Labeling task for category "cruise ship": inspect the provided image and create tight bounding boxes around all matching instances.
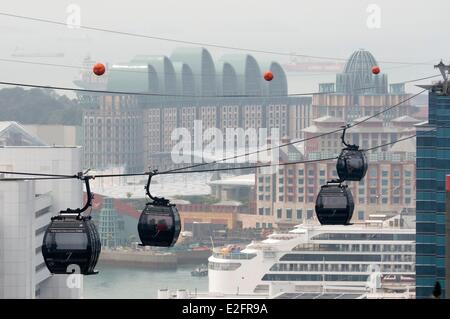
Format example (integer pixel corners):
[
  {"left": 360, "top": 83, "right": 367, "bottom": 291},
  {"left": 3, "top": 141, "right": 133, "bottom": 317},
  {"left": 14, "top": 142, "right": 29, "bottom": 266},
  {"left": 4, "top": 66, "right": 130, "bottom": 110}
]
[{"left": 208, "top": 215, "right": 415, "bottom": 296}]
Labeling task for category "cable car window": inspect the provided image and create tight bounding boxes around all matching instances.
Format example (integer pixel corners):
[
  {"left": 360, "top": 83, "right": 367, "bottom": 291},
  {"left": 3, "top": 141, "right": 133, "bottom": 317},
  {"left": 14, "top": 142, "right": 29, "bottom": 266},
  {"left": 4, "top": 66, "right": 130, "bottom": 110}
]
[
  {"left": 322, "top": 196, "right": 348, "bottom": 208},
  {"left": 45, "top": 232, "right": 88, "bottom": 251}
]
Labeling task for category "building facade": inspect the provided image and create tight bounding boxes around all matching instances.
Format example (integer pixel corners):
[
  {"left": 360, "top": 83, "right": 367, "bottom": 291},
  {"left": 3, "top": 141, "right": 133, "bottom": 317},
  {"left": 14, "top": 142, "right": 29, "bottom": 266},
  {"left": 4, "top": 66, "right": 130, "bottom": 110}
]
[
  {"left": 255, "top": 139, "right": 416, "bottom": 230},
  {"left": 416, "top": 80, "right": 450, "bottom": 298},
  {"left": 312, "top": 50, "right": 415, "bottom": 124},
  {"left": 83, "top": 96, "right": 143, "bottom": 173},
  {"left": 79, "top": 47, "right": 312, "bottom": 172},
  {"left": 0, "top": 122, "right": 83, "bottom": 298}
]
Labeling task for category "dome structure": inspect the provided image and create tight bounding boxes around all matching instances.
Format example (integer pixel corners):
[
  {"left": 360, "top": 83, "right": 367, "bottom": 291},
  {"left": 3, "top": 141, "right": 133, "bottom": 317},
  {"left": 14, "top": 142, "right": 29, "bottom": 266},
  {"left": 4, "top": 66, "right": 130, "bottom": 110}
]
[
  {"left": 336, "top": 49, "right": 388, "bottom": 95},
  {"left": 343, "top": 49, "right": 378, "bottom": 74}
]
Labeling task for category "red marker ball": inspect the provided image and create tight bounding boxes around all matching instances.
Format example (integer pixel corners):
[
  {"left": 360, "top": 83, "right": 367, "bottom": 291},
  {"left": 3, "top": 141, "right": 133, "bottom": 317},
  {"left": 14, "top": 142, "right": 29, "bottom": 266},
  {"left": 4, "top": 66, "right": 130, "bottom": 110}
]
[
  {"left": 264, "top": 71, "right": 274, "bottom": 81},
  {"left": 372, "top": 66, "right": 380, "bottom": 75},
  {"left": 93, "top": 63, "right": 106, "bottom": 76}
]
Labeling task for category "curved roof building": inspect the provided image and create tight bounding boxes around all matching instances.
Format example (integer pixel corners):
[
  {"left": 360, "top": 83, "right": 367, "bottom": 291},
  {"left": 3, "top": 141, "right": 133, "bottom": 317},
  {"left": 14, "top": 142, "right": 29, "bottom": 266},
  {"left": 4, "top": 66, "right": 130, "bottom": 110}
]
[
  {"left": 105, "top": 47, "right": 288, "bottom": 99},
  {"left": 260, "top": 61, "right": 288, "bottom": 96},
  {"left": 131, "top": 55, "right": 177, "bottom": 95},
  {"left": 219, "top": 54, "right": 263, "bottom": 96},
  {"left": 336, "top": 49, "right": 388, "bottom": 95},
  {"left": 172, "top": 62, "right": 195, "bottom": 96},
  {"left": 170, "top": 47, "right": 217, "bottom": 97}
]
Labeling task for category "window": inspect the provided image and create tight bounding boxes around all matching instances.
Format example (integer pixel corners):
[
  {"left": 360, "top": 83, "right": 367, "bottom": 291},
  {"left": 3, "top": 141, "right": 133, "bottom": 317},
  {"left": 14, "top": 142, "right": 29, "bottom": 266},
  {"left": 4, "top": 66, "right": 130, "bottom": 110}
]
[
  {"left": 296, "top": 209, "right": 302, "bottom": 220},
  {"left": 286, "top": 209, "right": 292, "bottom": 219},
  {"left": 259, "top": 208, "right": 264, "bottom": 215},
  {"left": 307, "top": 210, "right": 313, "bottom": 219},
  {"left": 277, "top": 209, "right": 282, "bottom": 219},
  {"left": 358, "top": 211, "right": 364, "bottom": 220},
  {"left": 256, "top": 223, "right": 261, "bottom": 229}
]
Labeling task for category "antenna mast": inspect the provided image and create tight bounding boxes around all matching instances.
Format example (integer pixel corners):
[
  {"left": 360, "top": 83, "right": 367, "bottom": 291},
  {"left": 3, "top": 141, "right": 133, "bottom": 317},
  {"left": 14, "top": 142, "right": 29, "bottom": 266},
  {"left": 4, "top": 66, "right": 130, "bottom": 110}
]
[{"left": 434, "top": 61, "right": 450, "bottom": 95}]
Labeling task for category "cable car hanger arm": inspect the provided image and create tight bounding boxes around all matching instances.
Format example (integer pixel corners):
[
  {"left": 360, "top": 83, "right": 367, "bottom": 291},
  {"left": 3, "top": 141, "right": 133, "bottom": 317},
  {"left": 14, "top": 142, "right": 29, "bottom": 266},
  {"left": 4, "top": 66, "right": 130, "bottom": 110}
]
[
  {"left": 57, "top": 172, "right": 94, "bottom": 218},
  {"left": 145, "top": 169, "right": 170, "bottom": 206},
  {"left": 340, "top": 125, "right": 359, "bottom": 150}
]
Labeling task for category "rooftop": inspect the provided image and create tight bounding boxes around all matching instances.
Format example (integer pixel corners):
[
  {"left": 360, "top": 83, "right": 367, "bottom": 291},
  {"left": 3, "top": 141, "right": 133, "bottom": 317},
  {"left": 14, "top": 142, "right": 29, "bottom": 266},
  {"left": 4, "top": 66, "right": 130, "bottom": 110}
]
[{"left": 0, "top": 121, "right": 47, "bottom": 147}]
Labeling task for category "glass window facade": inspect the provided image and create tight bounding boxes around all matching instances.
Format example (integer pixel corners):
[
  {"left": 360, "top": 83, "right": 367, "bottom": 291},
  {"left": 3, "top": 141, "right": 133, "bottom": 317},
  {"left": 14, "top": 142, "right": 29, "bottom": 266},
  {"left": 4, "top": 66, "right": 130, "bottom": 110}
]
[{"left": 416, "top": 91, "right": 450, "bottom": 298}]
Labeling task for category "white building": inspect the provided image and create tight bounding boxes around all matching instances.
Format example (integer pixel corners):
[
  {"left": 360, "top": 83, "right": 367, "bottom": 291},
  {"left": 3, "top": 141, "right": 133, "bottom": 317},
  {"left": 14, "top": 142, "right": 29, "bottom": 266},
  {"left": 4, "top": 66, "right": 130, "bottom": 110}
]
[{"left": 0, "top": 122, "right": 83, "bottom": 298}]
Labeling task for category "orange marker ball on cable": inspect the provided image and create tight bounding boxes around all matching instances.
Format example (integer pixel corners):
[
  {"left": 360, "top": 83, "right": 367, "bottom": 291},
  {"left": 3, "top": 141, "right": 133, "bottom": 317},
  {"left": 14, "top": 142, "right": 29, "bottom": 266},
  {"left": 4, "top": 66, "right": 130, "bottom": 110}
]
[
  {"left": 93, "top": 63, "right": 106, "bottom": 76},
  {"left": 264, "top": 71, "right": 274, "bottom": 81},
  {"left": 371, "top": 66, "right": 380, "bottom": 75}
]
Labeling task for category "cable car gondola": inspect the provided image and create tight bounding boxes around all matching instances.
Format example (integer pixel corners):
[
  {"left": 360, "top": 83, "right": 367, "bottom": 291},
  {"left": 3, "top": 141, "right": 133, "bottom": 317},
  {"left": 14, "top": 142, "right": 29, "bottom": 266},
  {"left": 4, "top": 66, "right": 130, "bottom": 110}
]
[
  {"left": 336, "top": 126, "right": 368, "bottom": 182},
  {"left": 315, "top": 181, "right": 354, "bottom": 225},
  {"left": 138, "top": 170, "right": 181, "bottom": 247},
  {"left": 42, "top": 174, "right": 101, "bottom": 275}
]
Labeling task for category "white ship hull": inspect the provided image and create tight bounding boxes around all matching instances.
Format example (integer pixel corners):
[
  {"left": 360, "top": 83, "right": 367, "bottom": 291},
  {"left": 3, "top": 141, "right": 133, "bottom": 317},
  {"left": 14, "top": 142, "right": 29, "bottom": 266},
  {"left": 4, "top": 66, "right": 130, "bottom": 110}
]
[{"left": 208, "top": 222, "right": 415, "bottom": 296}]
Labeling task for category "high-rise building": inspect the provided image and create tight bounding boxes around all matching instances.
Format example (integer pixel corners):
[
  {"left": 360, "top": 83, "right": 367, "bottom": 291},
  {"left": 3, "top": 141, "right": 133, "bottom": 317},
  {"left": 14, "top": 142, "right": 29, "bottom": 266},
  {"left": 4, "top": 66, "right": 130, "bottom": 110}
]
[
  {"left": 0, "top": 122, "right": 83, "bottom": 298},
  {"left": 416, "top": 65, "right": 450, "bottom": 298},
  {"left": 83, "top": 96, "right": 143, "bottom": 173}
]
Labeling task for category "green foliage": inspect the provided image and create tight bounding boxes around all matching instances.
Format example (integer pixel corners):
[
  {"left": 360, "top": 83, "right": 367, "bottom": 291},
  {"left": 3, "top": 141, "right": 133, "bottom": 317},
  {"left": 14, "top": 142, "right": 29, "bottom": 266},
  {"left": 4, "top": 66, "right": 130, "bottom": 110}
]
[{"left": 0, "top": 87, "right": 87, "bottom": 125}]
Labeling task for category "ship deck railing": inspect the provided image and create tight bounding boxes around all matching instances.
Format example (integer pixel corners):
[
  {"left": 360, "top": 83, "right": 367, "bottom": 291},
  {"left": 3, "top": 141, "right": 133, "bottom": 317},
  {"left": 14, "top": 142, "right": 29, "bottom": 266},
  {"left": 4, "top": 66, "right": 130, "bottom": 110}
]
[{"left": 212, "top": 252, "right": 257, "bottom": 260}]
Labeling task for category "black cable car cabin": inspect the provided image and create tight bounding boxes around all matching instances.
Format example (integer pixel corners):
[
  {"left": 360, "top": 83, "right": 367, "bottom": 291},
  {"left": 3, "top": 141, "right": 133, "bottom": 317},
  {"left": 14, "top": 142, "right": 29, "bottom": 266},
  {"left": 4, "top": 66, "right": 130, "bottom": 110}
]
[
  {"left": 138, "top": 171, "right": 181, "bottom": 247},
  {"left": 315, "top": 181, "right": 354, "bottom": 225},
  {"left": 336, "top": 126, "right": 368, "bottom": 182},
  {"left": 42, "top": 175, "right": 101, "bottom": 275}
]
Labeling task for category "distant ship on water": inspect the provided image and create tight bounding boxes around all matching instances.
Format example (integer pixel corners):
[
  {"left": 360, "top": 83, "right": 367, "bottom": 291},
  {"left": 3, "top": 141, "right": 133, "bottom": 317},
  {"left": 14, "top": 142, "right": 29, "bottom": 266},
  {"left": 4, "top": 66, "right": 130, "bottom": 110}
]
[{"left": 282, "top": 55, "right": 344, "bottom": 73}]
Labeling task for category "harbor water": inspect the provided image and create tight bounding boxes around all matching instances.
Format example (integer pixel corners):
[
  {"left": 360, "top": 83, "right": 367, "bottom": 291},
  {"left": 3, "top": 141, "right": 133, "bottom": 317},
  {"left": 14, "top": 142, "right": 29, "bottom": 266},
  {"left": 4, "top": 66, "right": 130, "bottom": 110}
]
[{"left": 84, "top": 263, "right": 209, "bottom": 299}]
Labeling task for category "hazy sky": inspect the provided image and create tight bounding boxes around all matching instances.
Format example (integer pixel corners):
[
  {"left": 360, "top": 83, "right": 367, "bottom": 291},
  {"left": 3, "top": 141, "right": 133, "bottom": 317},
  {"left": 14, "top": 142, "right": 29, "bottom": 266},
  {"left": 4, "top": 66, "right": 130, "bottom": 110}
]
[{"left": 0, "top": 0, "right": 449, "bottom": 94}]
